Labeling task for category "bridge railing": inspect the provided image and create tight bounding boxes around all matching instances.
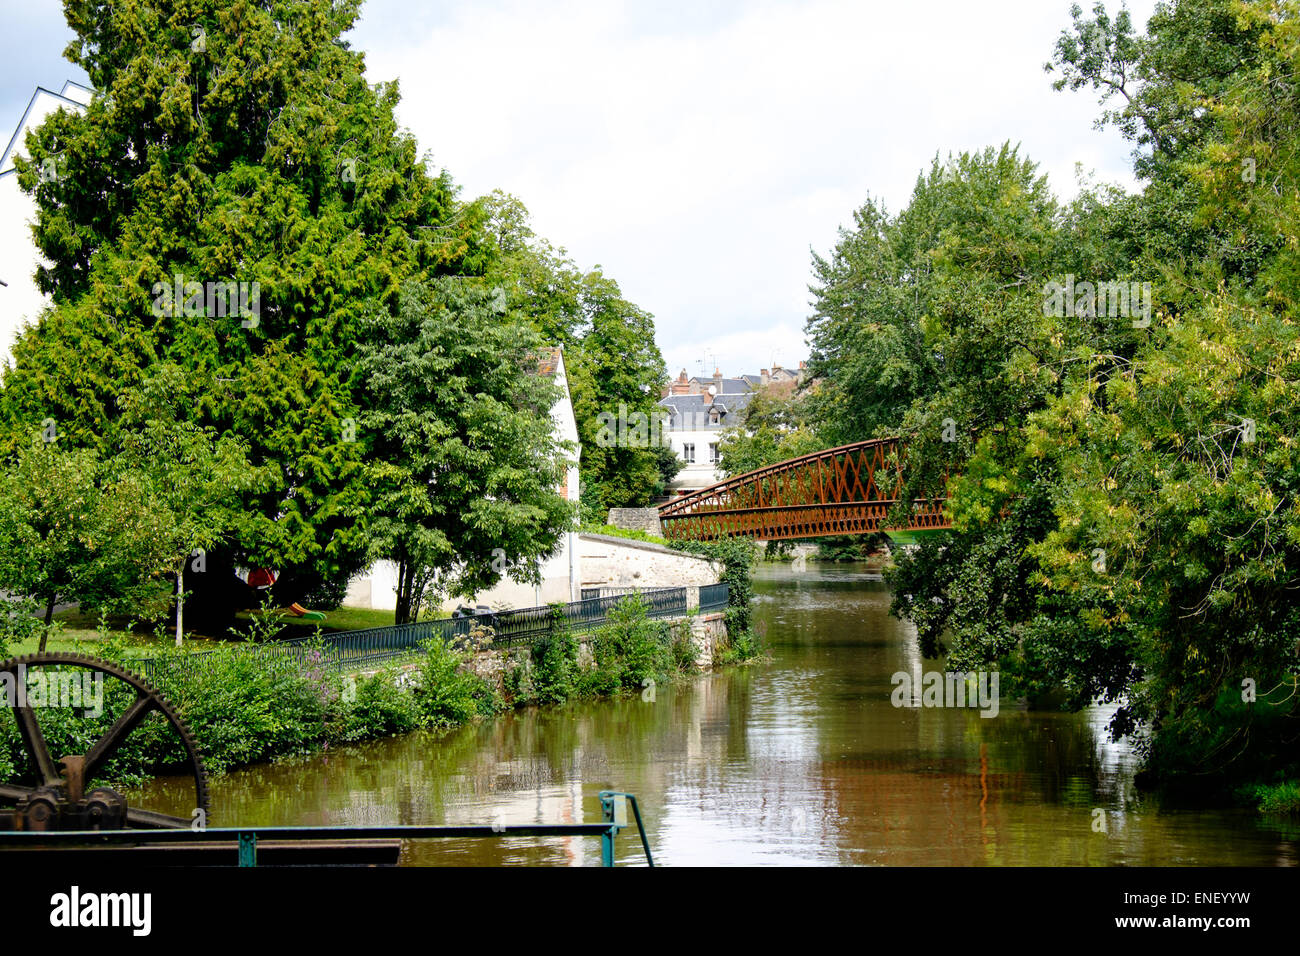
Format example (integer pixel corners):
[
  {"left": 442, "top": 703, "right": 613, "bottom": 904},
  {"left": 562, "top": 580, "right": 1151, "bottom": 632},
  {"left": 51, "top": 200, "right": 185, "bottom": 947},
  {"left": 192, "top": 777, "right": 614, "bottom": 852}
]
[{"left": 657, "top": 437, "right": 950, "bottom": 541}]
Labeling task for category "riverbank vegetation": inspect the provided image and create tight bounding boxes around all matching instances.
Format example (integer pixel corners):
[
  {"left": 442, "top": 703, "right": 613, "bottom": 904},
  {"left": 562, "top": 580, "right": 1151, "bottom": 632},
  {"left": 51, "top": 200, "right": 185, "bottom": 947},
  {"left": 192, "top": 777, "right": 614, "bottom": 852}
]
[
  {"left": 0, "top": 594, "right": 760, "bottom": 787},
  {"left": 670, "top": 536, "right": 758, "bottom": 641},
  {"left": 717, "top": 0, "right": 1300, "bottom": 811}
]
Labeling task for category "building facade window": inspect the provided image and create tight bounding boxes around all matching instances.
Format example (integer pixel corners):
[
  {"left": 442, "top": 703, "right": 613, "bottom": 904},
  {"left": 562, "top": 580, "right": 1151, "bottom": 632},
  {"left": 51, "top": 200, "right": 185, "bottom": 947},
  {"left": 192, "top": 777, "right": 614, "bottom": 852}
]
[
  {"left": 682, "top": 443, "right": 695, "bottom": 463},
  {"left": 709, "top": 442, "right": 720, "bottom": 463}
]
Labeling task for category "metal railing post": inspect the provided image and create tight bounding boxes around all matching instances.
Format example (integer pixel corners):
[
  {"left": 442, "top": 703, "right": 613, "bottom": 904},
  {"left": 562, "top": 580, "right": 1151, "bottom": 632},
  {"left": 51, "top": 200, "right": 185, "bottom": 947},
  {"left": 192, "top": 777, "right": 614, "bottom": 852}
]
[
  {"left": 601, "top": 827, "right": 616, "bottom": 867},
  {"left": 597, "top": 790, "right": 654, "bottom": 868},
  {"left": 600, "top": 792, "right": 617, "bottom": 867},
  {"left": 238, "top": 831, "right": 257, "bottom": 867}
]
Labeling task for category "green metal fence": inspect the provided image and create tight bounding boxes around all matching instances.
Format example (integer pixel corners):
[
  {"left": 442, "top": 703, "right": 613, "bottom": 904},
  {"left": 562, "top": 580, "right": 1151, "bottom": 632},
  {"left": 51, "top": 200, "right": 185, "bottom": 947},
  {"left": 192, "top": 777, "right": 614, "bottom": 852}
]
[
  {"left": 134, "top": 584, "right": 715, "bottom": 682},
  {"left": 698, "top": 582, "right": 730, "bottom": 614}
]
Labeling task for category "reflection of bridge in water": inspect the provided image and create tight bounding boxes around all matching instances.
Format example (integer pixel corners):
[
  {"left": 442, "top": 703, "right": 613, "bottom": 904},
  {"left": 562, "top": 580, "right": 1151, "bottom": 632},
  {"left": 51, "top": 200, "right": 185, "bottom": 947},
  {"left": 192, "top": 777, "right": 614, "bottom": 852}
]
[{"left": 658, "top": 438, "right": 949, "bottom": 542}]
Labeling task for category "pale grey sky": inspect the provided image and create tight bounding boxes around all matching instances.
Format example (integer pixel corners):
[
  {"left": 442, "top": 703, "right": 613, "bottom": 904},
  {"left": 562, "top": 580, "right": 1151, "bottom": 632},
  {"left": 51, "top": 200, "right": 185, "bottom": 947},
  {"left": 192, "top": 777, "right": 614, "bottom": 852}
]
[
  {"left": 353, "top": 0, "right": 1163, "bottom": 379},
  {"left": 3, "top": 0, "right": 1162, "bottom": 379}
]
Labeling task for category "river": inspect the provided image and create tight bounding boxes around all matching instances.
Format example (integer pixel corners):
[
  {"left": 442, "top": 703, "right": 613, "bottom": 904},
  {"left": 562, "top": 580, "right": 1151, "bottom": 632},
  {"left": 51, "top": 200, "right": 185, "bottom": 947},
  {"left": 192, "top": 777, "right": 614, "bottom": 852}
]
[{"left": 135, "top": 562, "right": 1299, "bottom": 865}]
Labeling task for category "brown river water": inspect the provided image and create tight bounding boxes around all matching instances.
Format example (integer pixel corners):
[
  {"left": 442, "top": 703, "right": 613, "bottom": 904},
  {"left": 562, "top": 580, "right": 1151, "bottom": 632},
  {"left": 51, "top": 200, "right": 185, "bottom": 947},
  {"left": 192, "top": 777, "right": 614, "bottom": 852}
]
[{"left": 133, "top": 562, "right": 1300, "bottom": 866}]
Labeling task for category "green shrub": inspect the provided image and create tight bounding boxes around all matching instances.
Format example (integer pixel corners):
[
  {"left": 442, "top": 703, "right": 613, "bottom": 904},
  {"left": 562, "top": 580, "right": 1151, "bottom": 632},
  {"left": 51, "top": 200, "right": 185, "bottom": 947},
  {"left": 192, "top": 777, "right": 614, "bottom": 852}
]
[
  {"left": 414, "top": 638, "right": 500, "bottom": 727},
  {"left": 502, "top": 650, "right": 534, "bottom": 704},
  {"left": 715, "top": 613, "right": 764, "bottom": 665},
  {"left": 1254, "top": 781, "right": 1300, "bottom": 815},
  {"left": 574, "top": 663, "right": 621, "bottom": 698},
  {"left": 333, "top": 670, "right": 423, "bottom": 742},
  {"left": 531, "top": 628, "right": 579, "bottom": 704},
  {"left": 590, "top": 595, "right": 671, "bottom": 691},
  {"left": 670, "top": 537, "right": 756, "bottom": 632},
  {"left": 580, "top": 524, "right": 669, "bottom": 545},
  {"left": 150, "top": 647, "right": 326, "bottom": 774}
]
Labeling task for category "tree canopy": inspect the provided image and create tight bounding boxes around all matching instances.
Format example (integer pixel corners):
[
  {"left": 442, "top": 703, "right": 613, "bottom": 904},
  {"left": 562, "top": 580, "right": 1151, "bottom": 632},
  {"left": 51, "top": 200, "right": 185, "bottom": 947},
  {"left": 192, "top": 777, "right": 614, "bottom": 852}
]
[
  {"left": 0, "top": 0, "right": 667, "bottom": 628},
  {"left": 806, "top": 0, "right": 1300, "bottom": 793}
]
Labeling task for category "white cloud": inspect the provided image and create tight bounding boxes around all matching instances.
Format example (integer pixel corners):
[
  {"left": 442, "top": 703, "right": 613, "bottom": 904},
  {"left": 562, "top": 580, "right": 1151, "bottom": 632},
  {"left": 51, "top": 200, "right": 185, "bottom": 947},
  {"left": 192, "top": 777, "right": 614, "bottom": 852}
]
[{"left": 349, "top": 0, "right": 1161, "bottom": 377}]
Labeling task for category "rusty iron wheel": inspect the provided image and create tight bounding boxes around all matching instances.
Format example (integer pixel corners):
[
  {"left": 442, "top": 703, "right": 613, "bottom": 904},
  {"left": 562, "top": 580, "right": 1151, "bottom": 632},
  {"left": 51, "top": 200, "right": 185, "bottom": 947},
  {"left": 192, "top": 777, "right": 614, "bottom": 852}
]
[{"left": 0, "top": 652, "right": 209, "bottom": 830}]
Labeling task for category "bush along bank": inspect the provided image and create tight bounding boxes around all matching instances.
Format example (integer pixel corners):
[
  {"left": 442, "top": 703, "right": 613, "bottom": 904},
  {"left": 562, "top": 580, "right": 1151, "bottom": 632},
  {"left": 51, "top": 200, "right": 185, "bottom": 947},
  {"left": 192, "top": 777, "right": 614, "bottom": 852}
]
[
  {"left": 0, "top": 593, "right": 762, "bottom": 789},
  {"left": 668, "top": 536, "right": 763, "bottom": 663}
]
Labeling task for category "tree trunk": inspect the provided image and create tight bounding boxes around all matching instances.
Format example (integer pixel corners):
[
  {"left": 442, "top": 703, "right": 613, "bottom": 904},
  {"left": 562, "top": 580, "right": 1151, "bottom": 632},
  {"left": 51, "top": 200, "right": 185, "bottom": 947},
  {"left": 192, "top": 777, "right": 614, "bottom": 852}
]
[
  {"left": 395, "top": 559, "right": 412, "bottom": 626},
  {"left": 175, "top": 563, "right": 184, "bottom": 647},
  {"left": 39, "top": 595, "right": 55, "bottom": 652}
]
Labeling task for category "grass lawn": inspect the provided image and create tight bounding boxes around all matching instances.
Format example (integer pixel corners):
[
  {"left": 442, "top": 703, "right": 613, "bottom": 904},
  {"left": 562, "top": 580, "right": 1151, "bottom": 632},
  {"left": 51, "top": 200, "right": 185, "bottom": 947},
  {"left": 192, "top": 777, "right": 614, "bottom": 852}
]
[
  {"left": 234, "top": 605, "right": 412, "bottom": 633},
  {"left": 1, "top": 604, "right": 444, "bottom": 659},
  {"left": 4, "top": 634, "right": 152, "bottom": 657}
]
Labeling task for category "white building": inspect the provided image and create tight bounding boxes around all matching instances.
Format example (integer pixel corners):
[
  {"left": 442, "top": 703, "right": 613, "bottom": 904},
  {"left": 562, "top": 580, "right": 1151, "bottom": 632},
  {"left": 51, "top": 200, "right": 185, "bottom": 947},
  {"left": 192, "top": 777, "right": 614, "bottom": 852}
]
[
  {"left": 0, "top": 82, "right": 93, "bottom": 363},
  {"left": 658, "top": 365, "right": 803, "bottom": 495},
  {"left": 659, "top": 388, "right": 754, "bottom": 495}
]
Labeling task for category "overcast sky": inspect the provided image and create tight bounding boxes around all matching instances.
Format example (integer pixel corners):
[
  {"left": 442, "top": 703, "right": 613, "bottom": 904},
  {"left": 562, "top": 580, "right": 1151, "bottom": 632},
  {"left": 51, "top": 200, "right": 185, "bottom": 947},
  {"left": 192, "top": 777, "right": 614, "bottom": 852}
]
[{"left": 3, "top": 0, "right": 1161, "bottom": 380}]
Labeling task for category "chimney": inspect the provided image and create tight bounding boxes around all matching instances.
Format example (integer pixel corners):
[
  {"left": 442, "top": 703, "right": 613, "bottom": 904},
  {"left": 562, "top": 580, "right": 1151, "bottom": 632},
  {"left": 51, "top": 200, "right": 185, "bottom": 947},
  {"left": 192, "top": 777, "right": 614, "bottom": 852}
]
[
  {"left": 760, "top": 368, "right": 770, "bottom": 386},
  {"left": 713, "top": 368, "right": 723, "bottom": 392}
]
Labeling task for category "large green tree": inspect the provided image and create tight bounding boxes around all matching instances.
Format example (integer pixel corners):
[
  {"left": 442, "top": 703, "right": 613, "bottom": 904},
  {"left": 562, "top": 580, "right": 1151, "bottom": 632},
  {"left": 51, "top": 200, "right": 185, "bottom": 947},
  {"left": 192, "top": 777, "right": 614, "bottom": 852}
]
[
  {"left": 356, "top": 279, "right": 574, "bottom": 624},
  {"left": 1, "top": 0, "right": 484, "bottom": 617},
  {"left": 806, "top": 143, "right": 1066, "bottom": 505},
  {"left": 109, "top": 367, "right": 256, "bottom": 643},
  {"left": 880, "top": 0, "right": 1300, "bottom": 795}
]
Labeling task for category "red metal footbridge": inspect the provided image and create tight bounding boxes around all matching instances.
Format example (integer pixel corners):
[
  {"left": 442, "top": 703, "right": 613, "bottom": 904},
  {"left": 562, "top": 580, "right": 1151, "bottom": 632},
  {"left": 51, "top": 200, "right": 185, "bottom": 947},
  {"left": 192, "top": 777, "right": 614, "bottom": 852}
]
[{"left": 657, "top": 437, "right": 949, "bottom": 542}]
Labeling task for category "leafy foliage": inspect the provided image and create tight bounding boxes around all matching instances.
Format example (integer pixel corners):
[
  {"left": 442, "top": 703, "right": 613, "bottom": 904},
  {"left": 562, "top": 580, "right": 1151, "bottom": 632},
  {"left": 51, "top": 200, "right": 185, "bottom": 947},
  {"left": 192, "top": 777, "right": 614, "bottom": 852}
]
[
  {"left": 482, "top": 192, "right": 670, "bottom": 509},
  {"left": 356, "top": 277, "right": 573, "bottom": 623},
  {"left": 670, "top": 537, "right": 757, "bottom": 634},
  {"left": 717, "top": 387, "right": 822, "bottom": 477},
  {"left": 812, "top": 0, "right": 1300, "bottom": 796}
]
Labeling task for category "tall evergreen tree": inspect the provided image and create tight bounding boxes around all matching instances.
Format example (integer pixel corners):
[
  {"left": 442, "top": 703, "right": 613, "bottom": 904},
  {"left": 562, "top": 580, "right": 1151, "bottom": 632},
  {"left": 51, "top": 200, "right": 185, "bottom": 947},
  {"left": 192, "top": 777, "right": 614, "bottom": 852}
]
[{"left": 2, "top": 0, "right": 487, "bottom": 615}]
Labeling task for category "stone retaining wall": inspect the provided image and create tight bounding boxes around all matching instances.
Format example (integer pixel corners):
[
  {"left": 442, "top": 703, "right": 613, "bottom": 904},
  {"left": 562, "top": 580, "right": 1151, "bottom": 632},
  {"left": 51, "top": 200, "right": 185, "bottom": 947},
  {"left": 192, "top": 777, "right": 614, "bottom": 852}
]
[
  {"left": 606, "top": 508, "right": 663, "bottom": 536},
  {"left": 462, "top": 611, "right": 729, "bottom": 692},
  {"left": 579, "top": 533, "right": 720, "bottom": 589}
]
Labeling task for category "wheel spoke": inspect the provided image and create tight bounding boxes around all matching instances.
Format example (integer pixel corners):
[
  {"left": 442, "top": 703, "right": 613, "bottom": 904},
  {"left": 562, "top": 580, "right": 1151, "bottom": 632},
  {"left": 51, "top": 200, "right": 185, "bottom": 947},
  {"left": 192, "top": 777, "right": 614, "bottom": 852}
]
[
  {"left": 13, "top": 703, "right": 60, "bottom": 786},
  {"left": 124, "top": 807, "right": 193, "bottom": 829},
  {"left": 0, "top": 783, "right": 38, "bottom": 804},
  {"left": 83, "top": 692, "right": 156, "bottom": 781}
]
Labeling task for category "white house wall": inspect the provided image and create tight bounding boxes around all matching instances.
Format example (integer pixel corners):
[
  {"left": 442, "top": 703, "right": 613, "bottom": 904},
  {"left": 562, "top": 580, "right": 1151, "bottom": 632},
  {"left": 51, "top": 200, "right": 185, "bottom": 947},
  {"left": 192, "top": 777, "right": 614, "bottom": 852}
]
[{"left": 0, "top": 84, "right": 90, "bottom": 367}]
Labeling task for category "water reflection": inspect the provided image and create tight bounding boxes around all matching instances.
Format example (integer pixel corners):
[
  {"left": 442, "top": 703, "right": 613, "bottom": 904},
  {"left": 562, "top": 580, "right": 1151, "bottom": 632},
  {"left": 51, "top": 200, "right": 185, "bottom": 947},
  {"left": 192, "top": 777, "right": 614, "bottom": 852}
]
[{"left": 133, "top": 564, "right": 1299, "bottom": 866}]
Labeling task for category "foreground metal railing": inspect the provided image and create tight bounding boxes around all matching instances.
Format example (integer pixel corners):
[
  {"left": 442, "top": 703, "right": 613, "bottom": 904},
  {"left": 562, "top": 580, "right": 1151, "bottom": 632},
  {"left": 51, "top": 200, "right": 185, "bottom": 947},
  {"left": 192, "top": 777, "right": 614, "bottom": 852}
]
[{"left": 0, "top": 791, "right": 654, "bottom": 868}]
